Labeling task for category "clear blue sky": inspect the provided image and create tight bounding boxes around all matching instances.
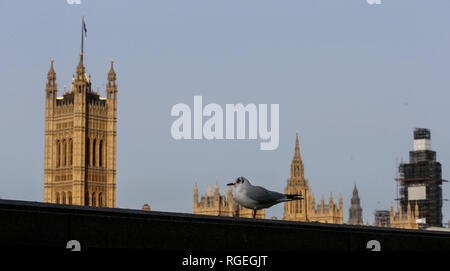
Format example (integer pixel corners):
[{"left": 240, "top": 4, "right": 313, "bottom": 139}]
[{"left": 0, "top": 0, "right": 449, "bottom": 225}]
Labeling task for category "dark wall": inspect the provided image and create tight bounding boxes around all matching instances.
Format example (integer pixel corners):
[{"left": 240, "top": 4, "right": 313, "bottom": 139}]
[{"left": 0, "top": 199, "right": 449, "bottom": 251}]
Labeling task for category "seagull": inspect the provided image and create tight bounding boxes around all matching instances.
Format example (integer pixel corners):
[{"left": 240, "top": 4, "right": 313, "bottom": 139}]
[{"left": 227, "top": 176, "right": 304, "bottom": 218}]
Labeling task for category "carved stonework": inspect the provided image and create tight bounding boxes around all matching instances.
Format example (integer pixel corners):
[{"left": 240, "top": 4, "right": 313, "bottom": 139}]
[{"left": 44, "top": 54, "right": 117, "bottom": 208}]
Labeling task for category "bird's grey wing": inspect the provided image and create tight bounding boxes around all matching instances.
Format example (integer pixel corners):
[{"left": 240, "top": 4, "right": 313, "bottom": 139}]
[{"left": 245, "top": 186, "right": 286, "bottom": 204}]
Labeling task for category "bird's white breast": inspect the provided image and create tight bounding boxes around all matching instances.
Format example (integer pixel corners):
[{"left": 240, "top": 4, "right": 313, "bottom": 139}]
[{"left": 234, "top": 186, "right": 259, "bottom": 209}]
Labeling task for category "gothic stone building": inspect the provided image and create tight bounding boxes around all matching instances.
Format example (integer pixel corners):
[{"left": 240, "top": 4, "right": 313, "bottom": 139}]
[
  {"left": 283, "top": 133, "right": 343, "bottom": 224},
  {"left": 390, "top": 202, "right": 420, "bottom": 230},
  {"left": 194, "top": 182, "right": 265, "bottom": 219},
  {"left": 44, "top": 53, "right": 117, "bottom": 207}
]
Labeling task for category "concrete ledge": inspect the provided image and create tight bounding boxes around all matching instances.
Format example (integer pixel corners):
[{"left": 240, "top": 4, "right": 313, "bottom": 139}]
[{"left": 0, "top": 199, "right": 449, "bottom": 251}]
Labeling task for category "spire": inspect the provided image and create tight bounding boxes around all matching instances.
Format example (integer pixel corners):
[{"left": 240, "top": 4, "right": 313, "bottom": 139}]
[
  {"left": 353, "top": 184, "right": 358, "bottom": 196},
  {"left": 290, "top": 132, "right": 305, "bottom": 181},
  {"left": 47, "top": 57, "right": 56, "bottom": 90},
  {"left": 108, "top": 58, "right": 116, "bottom": 82},
  {"left": 47, "top": 58, "right": 55, "bottom": 79},
  {"left": 46, "top": 57, "right": 57, "bottom": 101},
  {"left": 294, "top": 132, "right": 301, "bottom": 160},
  {"left": 76, "top": 51, "right": 86, "bottom": 78},
  {"left": 207, "top": 184, "right": 212, "bottom": 197},
  {"left": 107, "top": 59, "right": 117, "bottom": 97},
  {"left": 414, "top": 201, "right": 419, "bottom": 218},
  {"left": 214, "top": 181, "right": 220, "bottom": 198}
]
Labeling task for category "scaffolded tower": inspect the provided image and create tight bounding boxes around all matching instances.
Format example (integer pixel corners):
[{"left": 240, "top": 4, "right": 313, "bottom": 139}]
[{"left": 396, "top": 128, "right": 446, "bottom": 227}]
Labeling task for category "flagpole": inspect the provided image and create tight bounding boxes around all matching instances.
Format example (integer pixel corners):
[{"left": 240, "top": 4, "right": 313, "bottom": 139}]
[{"left": 81, "top": 15, "right": 85, "bottom": 58}]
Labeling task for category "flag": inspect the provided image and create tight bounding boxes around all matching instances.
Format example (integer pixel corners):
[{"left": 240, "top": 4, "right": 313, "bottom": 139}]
[{"left": 82, "top": 17, "right": 87, "bottom": 37}]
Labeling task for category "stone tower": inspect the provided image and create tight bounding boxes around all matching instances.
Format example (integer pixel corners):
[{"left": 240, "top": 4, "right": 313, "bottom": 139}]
[
  {"left": 283, "top": 133, "right": 343, "bottom": 224},
  {"left": 43, "top": 53, "right": 118, "bottom": 207},
  {"left": 347, "top": 184, "right": 363, "bottom": 225},
  {"left": 283, "top": 132, "right": 310, "bottom": 221}
]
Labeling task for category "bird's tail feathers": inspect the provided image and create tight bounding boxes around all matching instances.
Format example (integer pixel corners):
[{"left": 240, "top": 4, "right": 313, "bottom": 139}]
[{"left": 285, "top": 194, "right": 304, "bottom": 200}]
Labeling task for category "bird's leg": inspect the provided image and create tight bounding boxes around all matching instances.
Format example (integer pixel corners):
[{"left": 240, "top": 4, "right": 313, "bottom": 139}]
[{"left": 252, "top": 209, "right": 256, "bottom": 219}]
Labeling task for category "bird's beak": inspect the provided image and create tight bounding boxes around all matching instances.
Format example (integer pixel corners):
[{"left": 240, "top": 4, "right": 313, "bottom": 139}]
[{"left": 227, "top": 182, "right": 235, "bottom": 186}]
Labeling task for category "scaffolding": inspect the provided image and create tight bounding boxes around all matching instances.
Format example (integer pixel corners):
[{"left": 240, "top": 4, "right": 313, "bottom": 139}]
[
  {"left": 393, "top": 128, "right": 446, "bottom": 227},
  {"left": 395, "top": 158, "right": 445, "bottom": 227}
]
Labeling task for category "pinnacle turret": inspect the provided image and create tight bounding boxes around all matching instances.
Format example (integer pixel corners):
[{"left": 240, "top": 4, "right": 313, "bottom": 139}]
[
  {"left": 76, "top": 52, "right": 86, "bottom": 78},
  {"left": 46, "top": 57, "right": 57, "bottom": 87},
  {"left": 290, "top": 132, "right": 305, "bottom": 180},
  {"left": 108, "top": 58, "right": 116, "bottom": 82}
]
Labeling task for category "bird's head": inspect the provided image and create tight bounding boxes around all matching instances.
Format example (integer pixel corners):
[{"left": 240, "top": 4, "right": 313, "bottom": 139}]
[{"left": 227, "top": 176, "right": 250, "bottom": 188}]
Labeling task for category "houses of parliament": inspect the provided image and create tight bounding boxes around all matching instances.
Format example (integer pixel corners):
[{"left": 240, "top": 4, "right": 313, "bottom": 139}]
[
  {"left": 40, "top": 23, "right": 427, "bottom": 231},
  {"left": 193, "top": 133, "right": 421, "bottom": 229},
  {"left": 42, "top": 52, "right": 421, "bottom": 229},
  {"left": 43, "top": 52, "right": 117, "bottom": 208},
  {"left": 194, "top": 133, "right": 344, "bottom": 224}
]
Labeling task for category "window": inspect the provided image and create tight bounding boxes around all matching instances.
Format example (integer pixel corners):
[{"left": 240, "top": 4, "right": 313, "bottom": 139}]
[
  {"left": 86, "top": 138, "right": 90, "bottom": 165},
  {"left": 62, "top": 192, "right": 66, "bottom": 205},
  {"left": 99, "top": 140, "right": 103, "bottom": 167},
  {"left": 56, "top": 192, "right": 60, "bottom": 204},
  {"left": 68, "top": 191, "right": 72, "bottom": 205},
  {"left": 56, "top": 140, "right": 61, "bottom": 167},
  {"left": 92, "top": 139, "right": 96, "bottom": 167},
  {"left": 69, "top": 139, "right": 73, "bottom": 166},
  {"left": 63, "top": 139, "right": 67, "bottom": 166}
]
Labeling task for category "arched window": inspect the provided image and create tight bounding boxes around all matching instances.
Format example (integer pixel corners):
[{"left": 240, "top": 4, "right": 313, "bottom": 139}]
[
  {"left": 56, "top": 192, "right": 60, "bottom": 204},
  {"left": 296, "top": 167, "right": 299, "bottom": 177},
  {"left": 56, "top": 140, "right": 61, "bottom": 168},
  {"left": 85, "top": 191, "right": 89, "bottom": 206},
  {"left": 92, "top": 139, "right": 97, "bottom": 167},
  {"left": 63, "top": 139, "right": 67, "bottom": 166},
  {"left": 62, "top": 192, "right": 66, "bottom": 205},
  {"left": 86, "top": 138, "right": 90, "bottom": 166},
  {"left": 92, "top": 192, "right": 96, "bottom": 207},
  {"left": 99, "top": 140, "right": 103, "bottom": 167},
  {"left": 69, "top": 139, "right": 73, "bottom": 166},
  {"left": 68, "top": 191, "right": 72, "bottom": 205},
  {"left": 98, "top": 192, "right": 103, "bottom": 207}
]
